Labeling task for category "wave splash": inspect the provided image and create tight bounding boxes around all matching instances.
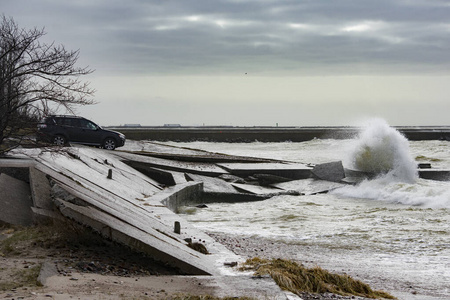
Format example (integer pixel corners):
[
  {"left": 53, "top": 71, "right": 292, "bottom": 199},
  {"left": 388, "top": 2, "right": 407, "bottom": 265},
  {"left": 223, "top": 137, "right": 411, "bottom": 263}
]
[
  {"left": 332, "top": 119, "right": 450, "bottom": 208},
  {"left": 351, "top": 118, "right": 417, "bottom": 183}
]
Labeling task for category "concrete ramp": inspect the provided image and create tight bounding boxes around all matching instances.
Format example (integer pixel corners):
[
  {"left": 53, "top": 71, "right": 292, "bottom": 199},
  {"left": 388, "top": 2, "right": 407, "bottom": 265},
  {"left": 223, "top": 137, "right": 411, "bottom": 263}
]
[{"left": 31, "top": 148, "right": 242, "bottom": 276}]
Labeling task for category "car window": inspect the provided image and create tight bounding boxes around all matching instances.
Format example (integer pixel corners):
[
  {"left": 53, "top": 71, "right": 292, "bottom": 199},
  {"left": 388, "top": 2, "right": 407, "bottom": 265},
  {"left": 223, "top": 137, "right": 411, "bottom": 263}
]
[
  {"left": 79, "top": 119, "right": 97, "bottom": 130},
  {"left": 54, "top": 118, "right": 72, "bottom": 126},
  {"left": 69, "top": 118, "right": 80, "bottom": 127}
]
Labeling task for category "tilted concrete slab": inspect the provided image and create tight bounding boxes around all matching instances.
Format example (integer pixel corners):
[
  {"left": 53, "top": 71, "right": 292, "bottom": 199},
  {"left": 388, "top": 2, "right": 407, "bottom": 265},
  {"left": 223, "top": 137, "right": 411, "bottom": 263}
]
[
  {"left": 124, "top": 160, "right": 178, "bottom": 186},
  {"left": 119, "top": 141, "right": 279, "bottom": 163},
  {"left": 113, "top": 151, "right": 230, "bottom": 177},
  {"left": 231, "top": 182, "right": 285, "bottom": 195},
  {"left": 27, "top": 147, "right": 244, "bottom": 276},
  {"left": 0, "top": 173, "right": 33, "bottom": 226},
  {"left": 272, "top": 178, "right": 346, "bottom": 195},
  {"left": 53, "top": 195, "right": 216, "bottom": 275},
  {"left": 185, "top": 173, "right": 238, "bottom": 194},
  {"left": 183, "top": 173, "right": 273, "bottom": 204},
  {"left": 217, "top": 162, "right": 312, "bottom": 180}
]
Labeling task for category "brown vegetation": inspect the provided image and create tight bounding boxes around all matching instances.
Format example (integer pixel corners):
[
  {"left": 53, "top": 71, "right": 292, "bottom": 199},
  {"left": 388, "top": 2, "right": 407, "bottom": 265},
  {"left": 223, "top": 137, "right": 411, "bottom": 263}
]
[{"left": 240, "top": 257, "right": 395, "bottom": 299}]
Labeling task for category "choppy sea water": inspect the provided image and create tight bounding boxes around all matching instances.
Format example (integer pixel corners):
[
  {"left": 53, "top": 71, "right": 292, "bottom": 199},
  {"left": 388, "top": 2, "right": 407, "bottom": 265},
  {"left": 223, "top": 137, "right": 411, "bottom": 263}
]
[{"left": 159, "top": 122, "right": 449, "bottom": 300}]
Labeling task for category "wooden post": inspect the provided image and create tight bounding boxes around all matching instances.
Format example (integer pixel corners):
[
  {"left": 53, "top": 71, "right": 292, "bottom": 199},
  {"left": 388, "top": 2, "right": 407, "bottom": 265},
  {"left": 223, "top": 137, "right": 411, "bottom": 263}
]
[{"left": 174, "top": 221, "right": 181, "bottom": 234}]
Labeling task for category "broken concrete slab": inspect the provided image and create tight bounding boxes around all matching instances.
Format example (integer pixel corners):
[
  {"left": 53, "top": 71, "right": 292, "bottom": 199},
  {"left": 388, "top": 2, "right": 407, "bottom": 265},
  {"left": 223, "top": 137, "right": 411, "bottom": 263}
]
[
  {"left": 418, "top": 169, "right": 450, "bottom": 181},
  {"left": 25, "top": 148, "right": 245, "bottom": 276},
  {"left": 53, "top": 195, "right": 214, "bottom": 275},
  {"left": 0, "top": 173, "right": 33, "bottom": 226},
  {"left": 311, "top": 161, "right": 345, "bottom": 182},
  {"left": 219, "top": 174, "right": 246, "bottom": 183},
  {"left": 185, "top": 173, "right": 238, "bottom": 194},
  {"left": 183, "top": 173, "right": 271, "bottom": 204},
  {"left": 217, "top": 162, "right": 312, "bottom": 180},
  {"left": 252, "top": 173, "right": 292, "bottom": 186},
  {"left": 272, "top": 178, "right": 346, "bottom": 195},
  {"left": 231, "top": 183, "right": 284, "bottom": 195},
  {"left": 183, "top": 173, "right": 274, "bottom": 203},
  {"left": 120, "top": 141, "right": 278, "bottom": 164},
  {"left": 124, "top": 160, "right": 177, "bottom": 186},
  {"left": 114, "top": 151, "right": 230, "bottom": 177}
]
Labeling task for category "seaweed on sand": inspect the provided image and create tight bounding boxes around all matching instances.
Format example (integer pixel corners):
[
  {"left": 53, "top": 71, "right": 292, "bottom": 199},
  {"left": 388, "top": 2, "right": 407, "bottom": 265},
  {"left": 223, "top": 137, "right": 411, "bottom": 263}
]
[{"left": 240, "top": 257, "right": 395, "bottom": 299}]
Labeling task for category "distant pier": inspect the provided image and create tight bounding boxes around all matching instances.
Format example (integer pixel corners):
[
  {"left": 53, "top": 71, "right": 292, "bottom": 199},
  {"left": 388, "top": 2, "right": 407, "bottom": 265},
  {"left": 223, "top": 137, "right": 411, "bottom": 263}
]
[{"left": 109, "top": 126, "right": 450, "bottom": 142}]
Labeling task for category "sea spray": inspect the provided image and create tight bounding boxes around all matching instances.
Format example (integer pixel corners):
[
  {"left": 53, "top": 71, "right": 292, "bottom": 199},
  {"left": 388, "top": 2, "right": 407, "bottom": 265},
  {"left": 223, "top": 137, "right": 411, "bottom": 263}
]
[
  {"left": 331, "top": 119, "right": 436, "bottom": 206},
  {"left": 350, "top": 119, "right": 417, "bottom": 183}
]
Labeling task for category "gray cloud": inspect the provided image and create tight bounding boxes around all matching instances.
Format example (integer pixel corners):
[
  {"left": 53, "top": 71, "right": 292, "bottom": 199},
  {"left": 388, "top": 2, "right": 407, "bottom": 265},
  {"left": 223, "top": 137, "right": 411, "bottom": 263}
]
[{"left": 4, "top": 0, "right": 450, "bottom": 76}]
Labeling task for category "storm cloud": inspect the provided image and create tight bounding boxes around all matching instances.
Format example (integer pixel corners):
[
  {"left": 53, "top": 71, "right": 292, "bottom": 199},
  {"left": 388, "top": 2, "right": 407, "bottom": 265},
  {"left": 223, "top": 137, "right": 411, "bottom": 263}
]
[
  {"left": 3, "top": 0, "right": 450, "bottom": 126},
  {"left": 5, "top": 0, "right": 450, "bottom": 75}
]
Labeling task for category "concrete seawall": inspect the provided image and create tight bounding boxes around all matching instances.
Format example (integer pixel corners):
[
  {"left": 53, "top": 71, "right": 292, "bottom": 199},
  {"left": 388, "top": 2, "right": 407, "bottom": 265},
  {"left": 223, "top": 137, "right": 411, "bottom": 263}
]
[{"left": 110, "top": 126, "right": 450, "bottom": 142}]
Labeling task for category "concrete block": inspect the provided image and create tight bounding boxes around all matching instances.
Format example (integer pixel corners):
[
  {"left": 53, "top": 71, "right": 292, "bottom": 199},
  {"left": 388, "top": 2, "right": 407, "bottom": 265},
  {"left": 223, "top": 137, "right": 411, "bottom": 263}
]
[
  {"left": 418, "top": 169, "right": 450, "bottom": 181},
  {"left": 311, "top": 161, "right": 345, "bottom": 182},
  {"left": 37, "top": 260, "right": 59, "bottom": 286},
  {"left": 29, "top": 167, "right": 54, "bottom": 210},
  {"left": 0, "top": 173, "right": 33, "bottom": 226}
]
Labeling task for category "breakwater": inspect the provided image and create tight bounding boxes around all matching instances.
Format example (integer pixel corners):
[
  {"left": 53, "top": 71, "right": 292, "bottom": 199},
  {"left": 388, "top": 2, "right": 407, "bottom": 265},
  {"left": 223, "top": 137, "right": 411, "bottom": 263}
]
[{"left": 109, "top": 126, "right": 450, "bottom": 142}]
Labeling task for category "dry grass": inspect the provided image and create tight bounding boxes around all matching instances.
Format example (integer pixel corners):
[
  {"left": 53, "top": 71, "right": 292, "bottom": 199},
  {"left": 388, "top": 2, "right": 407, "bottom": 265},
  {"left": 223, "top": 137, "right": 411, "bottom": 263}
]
[{"left": 240, "top": 258, "right": 396, "bottom": 299}]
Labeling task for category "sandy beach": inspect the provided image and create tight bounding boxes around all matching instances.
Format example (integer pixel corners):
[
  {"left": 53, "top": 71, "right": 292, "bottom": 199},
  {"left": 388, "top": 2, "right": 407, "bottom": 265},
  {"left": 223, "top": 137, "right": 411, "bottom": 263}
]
[{"left": 0, "top": 223, "right": 391, "bottom": 300}]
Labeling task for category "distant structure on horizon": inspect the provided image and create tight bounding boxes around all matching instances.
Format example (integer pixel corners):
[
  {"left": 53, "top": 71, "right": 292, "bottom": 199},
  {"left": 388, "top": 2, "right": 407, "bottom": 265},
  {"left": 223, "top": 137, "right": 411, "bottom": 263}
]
[{"left": 123, "top": 124, "right": 142, "bottom": 128}]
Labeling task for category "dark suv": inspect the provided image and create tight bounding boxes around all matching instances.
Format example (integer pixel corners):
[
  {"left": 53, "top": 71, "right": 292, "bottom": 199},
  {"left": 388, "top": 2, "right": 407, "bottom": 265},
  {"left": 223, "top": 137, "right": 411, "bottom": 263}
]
[{"left": 37, "top": 115, "right": 126, "bottom": 150}]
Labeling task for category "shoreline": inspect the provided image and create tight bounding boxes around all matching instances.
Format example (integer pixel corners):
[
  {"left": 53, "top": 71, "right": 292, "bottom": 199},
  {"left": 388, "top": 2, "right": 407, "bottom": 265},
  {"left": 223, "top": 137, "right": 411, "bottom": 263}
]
[{"left": 207, "top": 232, "right": 442, "bottom": 300}]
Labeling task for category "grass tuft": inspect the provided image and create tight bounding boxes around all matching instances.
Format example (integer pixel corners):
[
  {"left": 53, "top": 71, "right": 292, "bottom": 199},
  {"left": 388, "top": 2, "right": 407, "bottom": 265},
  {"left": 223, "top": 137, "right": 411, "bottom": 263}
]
[
  {"left": 240, "top": 258, "right": 395, "bottom": 299},
  {"left": 0, "top": 263, "right": 43, "bottom": 291}
]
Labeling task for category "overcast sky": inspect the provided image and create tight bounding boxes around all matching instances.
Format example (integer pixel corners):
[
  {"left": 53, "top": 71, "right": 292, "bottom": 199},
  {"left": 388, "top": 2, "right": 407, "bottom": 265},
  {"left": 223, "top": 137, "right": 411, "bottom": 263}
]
[{"left": 3, "top": 0, "right": 450, "bottom": 126}]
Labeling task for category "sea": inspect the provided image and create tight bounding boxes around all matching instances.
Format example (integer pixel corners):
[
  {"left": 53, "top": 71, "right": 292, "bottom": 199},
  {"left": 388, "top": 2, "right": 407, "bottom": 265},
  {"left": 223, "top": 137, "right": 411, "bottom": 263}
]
[{"left": 158, "top": 119, "right": 450, "bottom": 300}]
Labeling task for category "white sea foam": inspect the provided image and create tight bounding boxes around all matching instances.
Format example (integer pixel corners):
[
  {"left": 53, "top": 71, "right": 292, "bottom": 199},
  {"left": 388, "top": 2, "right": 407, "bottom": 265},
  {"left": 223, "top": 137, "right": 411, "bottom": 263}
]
[
  {"left": 333, "top": 177, "right": 450, "bottom": 208},
  {"left": 350, "top": 118, "right": 417, "bottom": 183},
  {"left": 331, "top": 119, "right": 450, "bottom": 208}
]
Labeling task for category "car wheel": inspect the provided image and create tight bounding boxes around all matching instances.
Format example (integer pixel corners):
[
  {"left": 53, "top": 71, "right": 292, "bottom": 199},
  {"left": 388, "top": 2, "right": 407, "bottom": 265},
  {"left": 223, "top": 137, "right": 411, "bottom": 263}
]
[
  {"left": 53, "top": 135, "right": 66, "bottom": 146},
  {"left": 103, "top": 138, "right": 116, "bottom": 150}
]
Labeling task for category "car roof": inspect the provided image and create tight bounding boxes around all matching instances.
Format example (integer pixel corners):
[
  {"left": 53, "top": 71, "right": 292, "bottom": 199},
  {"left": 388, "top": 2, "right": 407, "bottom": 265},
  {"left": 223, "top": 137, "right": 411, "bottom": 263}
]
[{"left": 47, "top": 115, "right": 84, "bottom": 119}]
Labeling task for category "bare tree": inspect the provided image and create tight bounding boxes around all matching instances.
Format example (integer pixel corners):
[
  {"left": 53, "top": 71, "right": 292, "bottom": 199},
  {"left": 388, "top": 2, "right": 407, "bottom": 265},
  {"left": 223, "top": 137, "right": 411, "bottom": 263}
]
[{"left": 0, "top": 15, "right": 95, "bottom": 154}]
